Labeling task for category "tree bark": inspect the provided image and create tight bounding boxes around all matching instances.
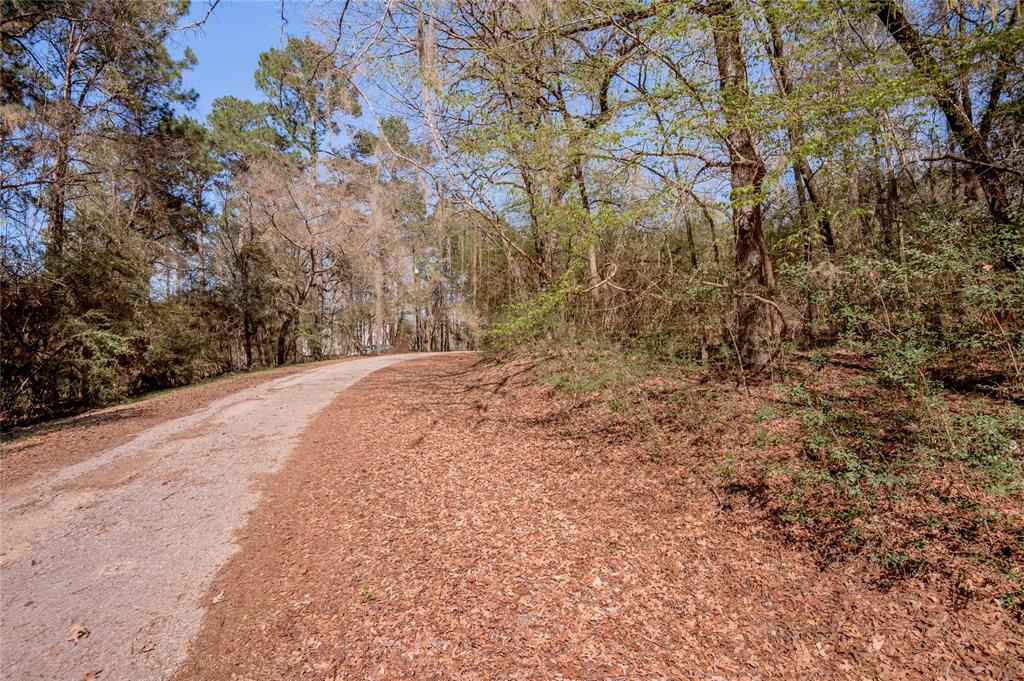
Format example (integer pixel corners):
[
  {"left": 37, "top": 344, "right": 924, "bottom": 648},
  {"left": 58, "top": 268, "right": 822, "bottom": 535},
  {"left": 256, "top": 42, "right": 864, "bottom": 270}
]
[
  {"left": 194, "top": 184, "right": 207, "bottom": 289},
  {"left": 276, "top": 315, "right": 293, "bottom": 366},
  {"left": 369, "top": 178, "right": 386, "bottom": 352},
  {"left": 243, "top": 309, "right": 254, "bottom": 369},
  {"left": 573, "top": 161, "right": 602, "bottom": 308},
  {"left": 706, "top": 0, "right": 780, "bottom": 371}
]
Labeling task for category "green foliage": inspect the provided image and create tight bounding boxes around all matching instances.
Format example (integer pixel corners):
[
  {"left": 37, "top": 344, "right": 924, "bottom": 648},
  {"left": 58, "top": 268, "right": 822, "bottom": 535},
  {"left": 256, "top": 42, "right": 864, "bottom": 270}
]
[
  {"left": 939, "top": 406, "right": 1024, "bottom": 486},
  {"left": 351, "top": 117, "right": 424, "bottom": 163},
  {"left": 207, "top": 96, "right": 289, "bottom": 172},
  {"left": 485, "top": 269, "right": 584, "bottom": 350},
  {"left": 76, "top": 321, "right": 134, "bottom": 402},
  {"left": 537, "top": 342, "right": 646, "bottom": 396},
  {"left": 873, "top": 335, "right": 932, "bottom": 395},
  {"left": 797, "top": 213, "right": 1023, "bottom": 391},
  {"left": 716, "top": 453, "right": 738, "bottom": 482},
  {"left": 757, "top": 361, "right": 1022, "bottom": 587},
  {"left": 255, "top": 36, "right": 360, "bottom": 159},
  {"left": 1001, "top": 587, "right": 1024, "bottom": 621},
  {"left": 139, "top": 299, "right": 224, "bottom": 391}
]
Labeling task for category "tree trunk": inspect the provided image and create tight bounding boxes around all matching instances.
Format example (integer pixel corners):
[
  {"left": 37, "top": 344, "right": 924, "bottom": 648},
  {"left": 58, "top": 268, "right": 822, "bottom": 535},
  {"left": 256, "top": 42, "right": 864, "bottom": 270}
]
[
  {"left": 194, "top": 185, "right": 207, "bottom": 289},
  {"left": 372, "top": 260, "right": 385, "bottom": 350},
  {"left": 368, "top": 159, "right": 387, "bottom": 352},
  {"left": 46, "top": 19, "right": 81, "bottom": 257},
  {"left": 762, "top": 0, "right": 834, "bottom": 253},
  {"left": 872, "top": 0, "right": 1009, "bottom": 226},
  {"left": 707, "top": 0, "right": 780, "bottom": 371},
  {"left": 573, "top": 160, "right": 602, "bottom": 307},
  {"left": 48, "top": 142, "right": 69, "bottom": 257},
  {"left": 276, "top": 316, "right": 293, "bottom": 366},
  {"left": 243, "top": 309, "right": 254, "bottom": 369}
]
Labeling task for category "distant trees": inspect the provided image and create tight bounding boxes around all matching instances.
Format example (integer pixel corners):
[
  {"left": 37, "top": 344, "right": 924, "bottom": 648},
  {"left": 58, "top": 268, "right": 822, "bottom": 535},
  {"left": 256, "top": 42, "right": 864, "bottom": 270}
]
[{"left": 0, "top": 2, "right": 470, "bottom": 424}]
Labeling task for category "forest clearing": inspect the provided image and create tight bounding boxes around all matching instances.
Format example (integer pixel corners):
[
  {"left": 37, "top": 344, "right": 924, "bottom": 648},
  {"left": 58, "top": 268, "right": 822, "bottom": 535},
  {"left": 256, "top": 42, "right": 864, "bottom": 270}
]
[{"left": 2, "top": 0, "right": 1022, "bottom": 678}]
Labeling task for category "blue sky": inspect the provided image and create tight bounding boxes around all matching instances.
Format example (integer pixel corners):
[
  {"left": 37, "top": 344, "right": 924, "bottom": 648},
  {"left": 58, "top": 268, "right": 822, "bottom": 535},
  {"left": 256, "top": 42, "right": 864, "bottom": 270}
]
[{"left": 175, "top": 0, "right": 317, "bottom": 119}]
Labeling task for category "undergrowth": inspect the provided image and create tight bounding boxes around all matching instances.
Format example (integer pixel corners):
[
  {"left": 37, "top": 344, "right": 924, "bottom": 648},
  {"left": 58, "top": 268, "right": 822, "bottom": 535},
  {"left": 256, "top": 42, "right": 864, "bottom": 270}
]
[{"left": 532, "top": 340, "right": 1024, "bottom": 613}]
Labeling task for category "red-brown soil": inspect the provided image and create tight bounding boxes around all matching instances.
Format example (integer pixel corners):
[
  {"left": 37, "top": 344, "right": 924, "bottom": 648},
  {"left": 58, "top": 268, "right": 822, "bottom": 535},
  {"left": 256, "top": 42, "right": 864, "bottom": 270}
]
[
  {"left": 175, "top": 354, "right": 1023, "bottom": 679},
  {"left": 0, "top": 360, "right": 346, "bottom": 493}
]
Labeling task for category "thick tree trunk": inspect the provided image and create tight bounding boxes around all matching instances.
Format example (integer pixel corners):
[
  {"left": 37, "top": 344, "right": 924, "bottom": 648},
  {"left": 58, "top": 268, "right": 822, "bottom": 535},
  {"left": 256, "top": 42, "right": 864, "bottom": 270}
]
[
  {"left": 276, "top": 316, "right": 293, "bottom": 366},
  {"left": 707, "top": 0, "right": 780, "bottom": 372}
]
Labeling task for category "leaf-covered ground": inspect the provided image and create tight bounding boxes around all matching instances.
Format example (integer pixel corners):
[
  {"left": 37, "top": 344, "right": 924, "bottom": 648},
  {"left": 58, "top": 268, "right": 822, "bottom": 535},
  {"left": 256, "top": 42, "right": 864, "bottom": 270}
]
[{"left": 175, "top": 353, "right": 1022, "bottom": 679}]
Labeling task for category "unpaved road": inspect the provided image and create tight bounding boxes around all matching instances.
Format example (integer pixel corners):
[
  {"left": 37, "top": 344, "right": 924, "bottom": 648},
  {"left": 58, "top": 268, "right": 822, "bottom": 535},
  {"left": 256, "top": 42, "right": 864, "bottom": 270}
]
[{"left": 0, "top": 354, "right": 438, "bottom": 681}]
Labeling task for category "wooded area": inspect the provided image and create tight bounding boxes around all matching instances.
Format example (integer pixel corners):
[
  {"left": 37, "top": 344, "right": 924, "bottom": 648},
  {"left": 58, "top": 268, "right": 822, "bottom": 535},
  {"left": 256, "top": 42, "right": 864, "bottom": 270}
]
[{"left": 2, "top": 0, "right": 1021, "bottom": 424}]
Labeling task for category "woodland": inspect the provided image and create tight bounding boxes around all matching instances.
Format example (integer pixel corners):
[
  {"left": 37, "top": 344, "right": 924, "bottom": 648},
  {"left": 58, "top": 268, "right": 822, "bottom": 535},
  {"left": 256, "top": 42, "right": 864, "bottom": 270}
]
[
  {"left": 0, "top": 0, "right": 1023, "bottom": 633},
  {"left": 1, "top": 0, "right": 1021, "bottom": 424}
]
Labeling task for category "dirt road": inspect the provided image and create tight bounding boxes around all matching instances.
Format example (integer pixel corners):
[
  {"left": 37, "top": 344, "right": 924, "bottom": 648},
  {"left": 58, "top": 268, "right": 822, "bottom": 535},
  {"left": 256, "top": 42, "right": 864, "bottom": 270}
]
[{"left": 0, "top": 354, "right": 437, "bottom": 681}]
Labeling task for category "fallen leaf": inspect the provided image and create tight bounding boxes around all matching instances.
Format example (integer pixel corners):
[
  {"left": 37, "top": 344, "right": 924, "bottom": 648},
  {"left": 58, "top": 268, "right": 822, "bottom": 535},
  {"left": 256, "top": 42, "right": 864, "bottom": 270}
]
[{"left": 67, "top": 623, "right": 90, "bottom": 643}]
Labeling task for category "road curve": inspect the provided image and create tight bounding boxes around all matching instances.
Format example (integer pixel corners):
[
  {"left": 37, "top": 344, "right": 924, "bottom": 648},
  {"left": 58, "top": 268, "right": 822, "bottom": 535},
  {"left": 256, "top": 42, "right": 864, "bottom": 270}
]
[{"left": 0, "top": 354, "right": 442, "bottom": 681}]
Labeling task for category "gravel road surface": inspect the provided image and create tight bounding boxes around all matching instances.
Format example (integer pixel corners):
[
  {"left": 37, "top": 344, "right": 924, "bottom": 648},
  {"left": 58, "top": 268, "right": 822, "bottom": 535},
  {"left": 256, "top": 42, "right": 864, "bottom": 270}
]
[{"left": 0, "top": 354, "right": 433, "bottom": 681}]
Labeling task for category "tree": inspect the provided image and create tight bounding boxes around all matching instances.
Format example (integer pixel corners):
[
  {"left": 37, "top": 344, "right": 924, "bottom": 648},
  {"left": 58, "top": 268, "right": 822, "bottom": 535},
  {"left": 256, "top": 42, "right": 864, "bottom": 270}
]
[
  {"left": 1, "top": 0, "right": 195, "bottom": 256},
  {"left": 869, "top": 0, "right": 1014, "bottom": 229},
  {"left": 705, "top": 0, "right": 780, "bottom": 370},
  {"left": 255, "top": 36, "right": 360, "bottom": 176}
]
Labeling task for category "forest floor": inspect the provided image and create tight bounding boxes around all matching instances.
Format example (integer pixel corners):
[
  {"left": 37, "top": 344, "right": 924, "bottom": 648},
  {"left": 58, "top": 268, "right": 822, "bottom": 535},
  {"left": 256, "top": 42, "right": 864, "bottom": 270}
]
[{"left": 172, "top": 353, "right": 1022, "bottom": 680}]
